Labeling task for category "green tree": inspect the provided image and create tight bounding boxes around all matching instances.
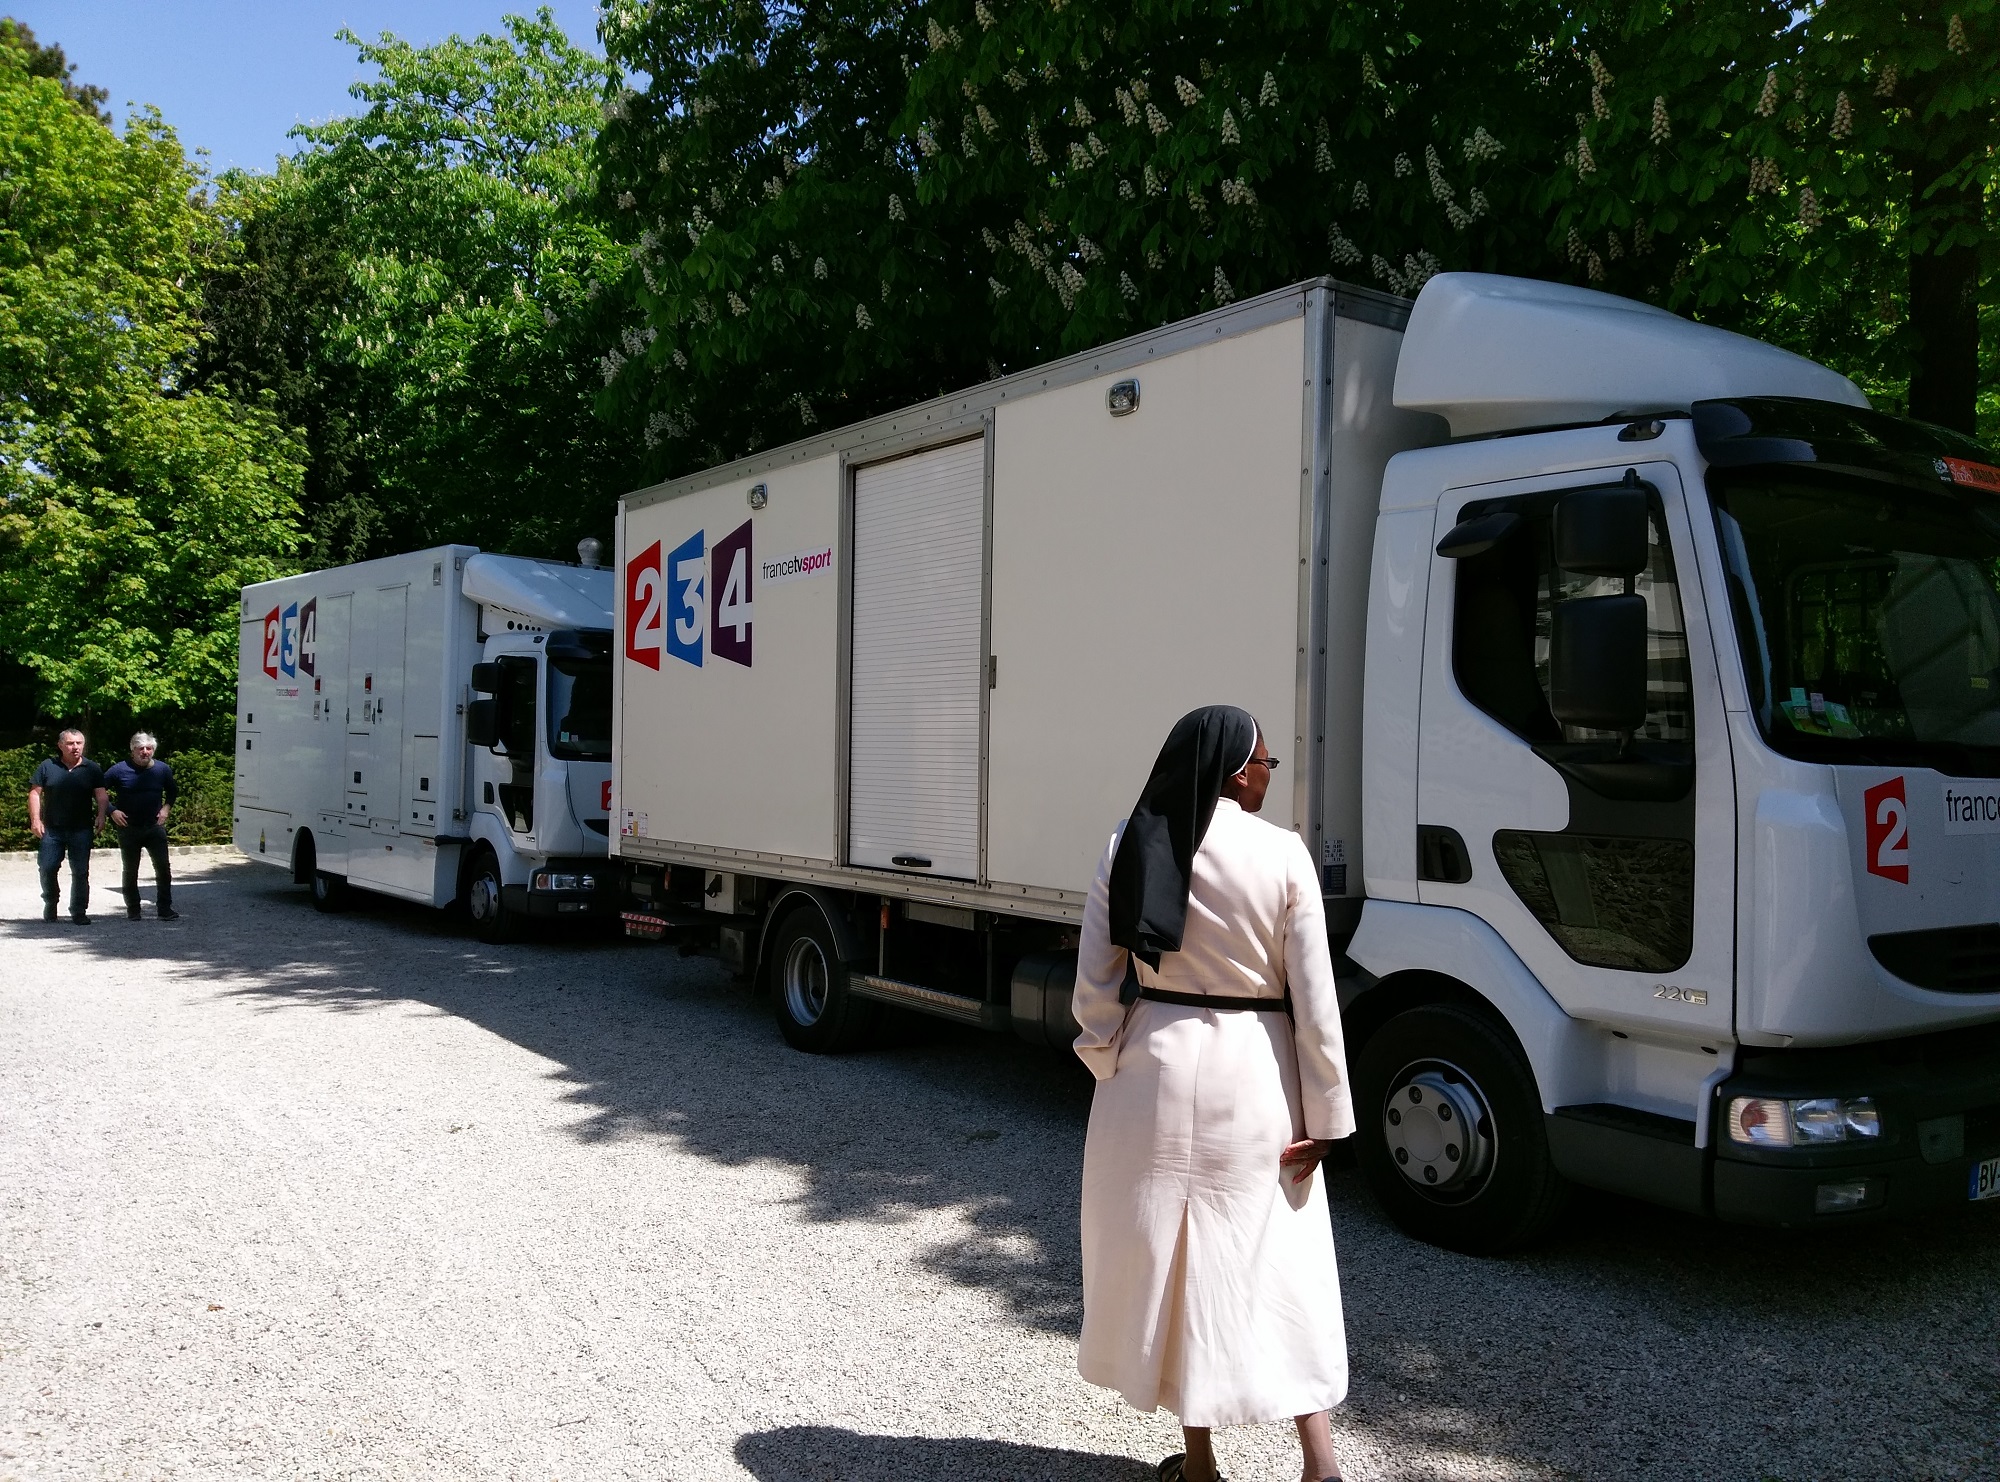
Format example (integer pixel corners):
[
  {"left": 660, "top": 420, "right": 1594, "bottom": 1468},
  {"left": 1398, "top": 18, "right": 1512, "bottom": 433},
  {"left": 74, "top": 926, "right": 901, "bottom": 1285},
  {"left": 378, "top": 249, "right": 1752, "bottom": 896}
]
[
  {"left": 1552, "top": 0, "right": 1997, "bottom": 435},
  {"left": 0, "top": 40, "right": 304, "bottom": 731},
  {"left": 592, "top": 0, "right": 1580, "bottom": 476},
  {"left": 199, "top": 9, "right": 644, "bottom": 563},
  {"left": 0, "top": 16, "right": 110, "bottom": 124}
]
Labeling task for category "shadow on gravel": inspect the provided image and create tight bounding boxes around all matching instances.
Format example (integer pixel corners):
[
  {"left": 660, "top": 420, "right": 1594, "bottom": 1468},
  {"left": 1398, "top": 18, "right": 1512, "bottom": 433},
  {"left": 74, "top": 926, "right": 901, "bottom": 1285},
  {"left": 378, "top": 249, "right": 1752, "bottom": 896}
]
[
  {"left": 17, "top": 861, "right": 2000, "bottom": 1482},
  {"left": 735, "top": 1425, "right": 1156, "bottom": 1481}
]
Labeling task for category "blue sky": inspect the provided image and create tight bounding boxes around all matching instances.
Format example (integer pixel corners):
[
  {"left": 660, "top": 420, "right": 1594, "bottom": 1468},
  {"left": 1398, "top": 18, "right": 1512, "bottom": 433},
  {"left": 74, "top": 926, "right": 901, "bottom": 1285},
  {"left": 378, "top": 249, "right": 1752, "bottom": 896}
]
[{"left": 16, "top": 1, "right": 605, "bottom": 173}]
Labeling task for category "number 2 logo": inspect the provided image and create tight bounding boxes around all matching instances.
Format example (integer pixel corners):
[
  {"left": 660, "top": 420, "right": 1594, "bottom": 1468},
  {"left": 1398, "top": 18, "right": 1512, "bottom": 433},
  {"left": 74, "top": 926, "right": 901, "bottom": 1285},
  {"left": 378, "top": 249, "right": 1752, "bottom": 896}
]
[
  {"left": 261, "top": 606, "right": 282, "bottom": 678},
  {"left": 625, "top": 541, "right": 662, "bottom": 670},
  {"left": 1864, "top": 775, "right": 1909, "bottom": 883}
]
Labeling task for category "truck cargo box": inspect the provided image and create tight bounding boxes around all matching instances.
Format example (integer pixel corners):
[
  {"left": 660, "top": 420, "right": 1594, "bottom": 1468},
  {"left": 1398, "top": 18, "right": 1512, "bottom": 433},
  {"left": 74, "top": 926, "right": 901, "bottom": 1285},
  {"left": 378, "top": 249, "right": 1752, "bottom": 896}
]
[{"left": 614, "top": 280, "right": 1437, "bottom": 921}]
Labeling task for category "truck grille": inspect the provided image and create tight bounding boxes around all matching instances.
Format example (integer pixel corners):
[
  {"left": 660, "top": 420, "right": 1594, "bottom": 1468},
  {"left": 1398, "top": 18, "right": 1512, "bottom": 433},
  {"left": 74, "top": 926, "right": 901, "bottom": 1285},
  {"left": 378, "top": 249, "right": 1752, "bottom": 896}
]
[{"left": 1868, "top": 923, "right": 2000, "bottom": 994}]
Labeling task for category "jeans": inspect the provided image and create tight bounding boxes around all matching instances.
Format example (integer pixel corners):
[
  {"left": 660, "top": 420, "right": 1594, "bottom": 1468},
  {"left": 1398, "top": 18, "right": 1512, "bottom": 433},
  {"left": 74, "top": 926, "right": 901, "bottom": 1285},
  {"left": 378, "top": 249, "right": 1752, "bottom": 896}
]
[
  {"left": 38, "top": 827, "right": 94, "bottom": 917},
  {"left": 119, "top": 822, "right": 173, "bottom": 912}
]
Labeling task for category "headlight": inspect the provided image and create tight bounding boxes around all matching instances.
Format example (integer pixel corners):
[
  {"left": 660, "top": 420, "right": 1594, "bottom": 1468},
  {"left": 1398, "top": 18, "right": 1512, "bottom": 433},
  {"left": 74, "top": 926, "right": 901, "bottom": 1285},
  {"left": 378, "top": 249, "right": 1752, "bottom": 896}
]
[
  {"left": 1727, "top": 1095, "right": 1881, "bottom": 1147},
  {"left": 531, "top": 872, "right": 596, "bottom": 892}
]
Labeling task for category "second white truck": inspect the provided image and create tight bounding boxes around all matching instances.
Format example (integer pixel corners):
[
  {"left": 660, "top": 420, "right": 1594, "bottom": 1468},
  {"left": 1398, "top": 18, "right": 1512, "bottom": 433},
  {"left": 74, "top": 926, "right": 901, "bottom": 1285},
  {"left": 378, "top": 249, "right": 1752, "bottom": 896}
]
[
  {"left": 234, "top": 543, "right": 617, "bottom": 940},
  {"left": 608, "top": 272, "right": 2000, "bottom": 1251}
]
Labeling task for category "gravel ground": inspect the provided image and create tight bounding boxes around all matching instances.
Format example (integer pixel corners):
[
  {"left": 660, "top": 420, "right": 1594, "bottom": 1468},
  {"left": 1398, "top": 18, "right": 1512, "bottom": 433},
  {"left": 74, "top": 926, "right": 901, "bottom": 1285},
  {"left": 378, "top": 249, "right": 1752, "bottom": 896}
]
[{"left": 1, "top": 856, "right": 1995, "bottom": 1482}]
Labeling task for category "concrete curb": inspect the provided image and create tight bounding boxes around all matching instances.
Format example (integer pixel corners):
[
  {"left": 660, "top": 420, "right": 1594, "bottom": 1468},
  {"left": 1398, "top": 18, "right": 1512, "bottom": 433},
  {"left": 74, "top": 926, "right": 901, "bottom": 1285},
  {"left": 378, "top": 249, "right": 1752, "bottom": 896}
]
[{"left": 0, "top": 844, "right": 240, "bottom": 864}]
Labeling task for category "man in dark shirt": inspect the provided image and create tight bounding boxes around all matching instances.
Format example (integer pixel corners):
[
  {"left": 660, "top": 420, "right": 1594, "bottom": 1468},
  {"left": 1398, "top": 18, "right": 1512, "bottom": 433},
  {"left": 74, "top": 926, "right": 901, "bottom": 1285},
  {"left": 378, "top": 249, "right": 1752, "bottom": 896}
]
[
  {"left": 29, "top": 728, "right": 108, "bottom": 923},
  {"left": 103, "top": 732, "right": 180, "bottom": 921}
]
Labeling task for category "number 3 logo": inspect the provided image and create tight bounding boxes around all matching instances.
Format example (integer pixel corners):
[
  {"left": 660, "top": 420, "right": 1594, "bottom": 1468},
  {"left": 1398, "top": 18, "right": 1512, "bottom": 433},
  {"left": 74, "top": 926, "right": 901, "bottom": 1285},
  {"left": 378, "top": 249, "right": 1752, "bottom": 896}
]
[
  {"left": 1864, "top": 775, "right": 1909, "bottom": 883},
  {"left": 666, "top": 529, "right": 705, "bottom": 668},
  {"left": 625, "top": 541, "right": 662, "bottom": 670}
]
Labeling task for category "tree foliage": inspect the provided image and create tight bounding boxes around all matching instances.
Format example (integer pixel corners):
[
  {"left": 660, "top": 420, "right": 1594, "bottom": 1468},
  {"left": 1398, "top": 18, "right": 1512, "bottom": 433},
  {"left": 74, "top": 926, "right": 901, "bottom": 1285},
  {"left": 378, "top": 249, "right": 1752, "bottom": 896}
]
[
  {"left": 0, "top": 16, "right": 110, "bottom": 124},
  {"left": 0, "top": 42, "right": 303, "bottom": 729},
  {"left": 591, "top": 0, "right": 1582, "bottom": 476},
  {"left": 1551, "top": 0, "right": 1997, "bottom": 434},
  {"left": 199, "top": 9, "right": 643, "bottom": 563}
]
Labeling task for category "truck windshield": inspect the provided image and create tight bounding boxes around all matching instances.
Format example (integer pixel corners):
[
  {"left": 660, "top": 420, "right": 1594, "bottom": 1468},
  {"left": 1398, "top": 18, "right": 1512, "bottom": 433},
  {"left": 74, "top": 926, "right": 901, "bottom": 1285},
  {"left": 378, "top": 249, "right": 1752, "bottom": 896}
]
[
  {"left": 546, "top": 632, "right": 612, "bottom": 761},
  {"left": 1709, "top": 469, "right": 2000, "bottom": 776}
]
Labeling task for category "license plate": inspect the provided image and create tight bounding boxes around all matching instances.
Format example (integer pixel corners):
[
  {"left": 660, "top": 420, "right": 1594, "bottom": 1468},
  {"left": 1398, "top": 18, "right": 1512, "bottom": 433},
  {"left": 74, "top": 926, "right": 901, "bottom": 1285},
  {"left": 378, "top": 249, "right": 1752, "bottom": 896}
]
[{"left": 1972, "top": 1156, "right": 2000, "bottom": 1202}]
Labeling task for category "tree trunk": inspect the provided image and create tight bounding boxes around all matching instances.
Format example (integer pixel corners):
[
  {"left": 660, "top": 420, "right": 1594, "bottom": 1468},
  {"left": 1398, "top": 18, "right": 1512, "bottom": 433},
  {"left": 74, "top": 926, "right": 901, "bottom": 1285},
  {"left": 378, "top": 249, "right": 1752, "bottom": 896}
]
[{"left": 1905, "top": 163, "right": 1982, "bottom": 435}]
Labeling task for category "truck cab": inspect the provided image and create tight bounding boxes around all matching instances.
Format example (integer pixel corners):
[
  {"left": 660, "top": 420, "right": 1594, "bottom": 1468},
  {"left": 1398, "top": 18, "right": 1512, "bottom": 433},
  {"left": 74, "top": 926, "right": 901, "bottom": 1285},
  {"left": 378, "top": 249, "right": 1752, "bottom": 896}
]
[
  {"left": 1348, "top": 276, "right": 2000, "bottom": 1247},
  {"left": 456, "top": 554, "right": 615, "bottom": 941}
]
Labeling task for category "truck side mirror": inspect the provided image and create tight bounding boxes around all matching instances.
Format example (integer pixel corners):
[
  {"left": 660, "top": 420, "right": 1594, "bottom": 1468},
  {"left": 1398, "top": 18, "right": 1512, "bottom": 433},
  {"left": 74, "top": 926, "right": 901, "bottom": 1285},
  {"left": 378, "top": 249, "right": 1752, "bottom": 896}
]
[
  {"left": 466, "top": 697, "right": 500, "bottom": 749},
  {"left": 470, "top": 662, "right": 501, "bottom": 695},
  {"left": 1555, "top": 485, "right": 1651, "bottom": 576},
  {"left": 1549, "top": 594, "right": 1649, "bottom": 732}
]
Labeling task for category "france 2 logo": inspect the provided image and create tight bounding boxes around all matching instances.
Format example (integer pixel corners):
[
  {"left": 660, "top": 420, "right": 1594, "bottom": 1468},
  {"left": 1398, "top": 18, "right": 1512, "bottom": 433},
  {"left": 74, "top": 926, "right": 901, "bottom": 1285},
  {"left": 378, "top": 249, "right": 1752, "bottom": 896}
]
[
  {"left": 625, "top": 521, "right": 752, "bottom": 670},
  {"left": 1864, "top": 775, "right": 1909, "bottom": 883}
]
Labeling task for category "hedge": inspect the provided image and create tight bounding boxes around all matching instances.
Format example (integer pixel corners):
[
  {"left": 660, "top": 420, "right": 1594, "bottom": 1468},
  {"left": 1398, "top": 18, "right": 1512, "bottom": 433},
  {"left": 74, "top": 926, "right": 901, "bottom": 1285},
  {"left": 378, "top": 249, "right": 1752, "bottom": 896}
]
[{"left": 0, "top": 745, "right": 235, "bottom": 851}]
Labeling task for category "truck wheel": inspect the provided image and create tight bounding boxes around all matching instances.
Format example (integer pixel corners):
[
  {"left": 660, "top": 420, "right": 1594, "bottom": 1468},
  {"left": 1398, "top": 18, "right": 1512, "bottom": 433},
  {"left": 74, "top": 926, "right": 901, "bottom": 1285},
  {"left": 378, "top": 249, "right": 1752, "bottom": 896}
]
[
  {"left": 769, "top": 905, "right": 876, "bottom": 1053},
  {"left": 310, "top": 869, "right": 351, "bottom": 913},
  {"left": 1353, "top": 1002, "right": 1567, "bottom": 1254},
  {"left": 462, "top": 849, "right": 520, "bottom": 944}
]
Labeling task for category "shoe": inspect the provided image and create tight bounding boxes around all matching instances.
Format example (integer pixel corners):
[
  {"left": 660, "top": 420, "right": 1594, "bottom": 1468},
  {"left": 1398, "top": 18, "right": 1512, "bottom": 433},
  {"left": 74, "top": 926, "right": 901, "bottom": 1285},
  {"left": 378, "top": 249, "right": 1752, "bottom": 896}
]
[
  {"left": 43, "top": 904, "right": 56, "bottom": 922},
  {"left": 70, "top": 914, "right": 90, "bottom": 925},
  {"left": 1157, "top": 1457, "right": 1228, "bottom": 1482},
  {"left": 128, "top": 908, "right": 142, "bottom": 920},
  {"left": 158, "top": 908, "right": 180, "bottom": 921}
]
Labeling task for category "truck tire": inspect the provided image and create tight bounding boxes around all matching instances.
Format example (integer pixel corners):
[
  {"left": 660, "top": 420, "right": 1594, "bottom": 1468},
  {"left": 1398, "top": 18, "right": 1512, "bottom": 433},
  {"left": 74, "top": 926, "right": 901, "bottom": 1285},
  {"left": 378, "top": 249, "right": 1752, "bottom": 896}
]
[
  {"left": 309, "top": 868, "right": 352, "bottom": 913},
  {"left": 768, "top": 904, "right": 877, "bottom": 1053},
  {"left": 461, "top": 848, "right": 520, "bottom": 944},
  {"left": 1353, "top": 1001, "right": 1568, "bottom": 1254}
]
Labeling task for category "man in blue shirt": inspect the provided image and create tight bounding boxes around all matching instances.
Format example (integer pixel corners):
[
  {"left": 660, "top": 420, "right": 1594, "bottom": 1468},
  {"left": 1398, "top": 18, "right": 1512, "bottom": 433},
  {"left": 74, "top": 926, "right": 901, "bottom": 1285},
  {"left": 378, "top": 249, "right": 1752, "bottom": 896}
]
[
  {"left": 28, "top": 728, "right": 108, "bottom": 923},
  {"left": 103, "top": 732, "right": 179, "bottom": 921}
]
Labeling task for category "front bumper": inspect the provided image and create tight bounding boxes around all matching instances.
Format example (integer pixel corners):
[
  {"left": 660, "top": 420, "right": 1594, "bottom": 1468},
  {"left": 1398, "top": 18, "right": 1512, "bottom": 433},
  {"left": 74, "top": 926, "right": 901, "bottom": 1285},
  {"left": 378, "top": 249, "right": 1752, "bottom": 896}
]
[
  {"left": 1713, "top": 1020, "right": 2000, "bottom": 1227},
  {"left": 500, "top": 859, "right": 615, "bottom": 920}
]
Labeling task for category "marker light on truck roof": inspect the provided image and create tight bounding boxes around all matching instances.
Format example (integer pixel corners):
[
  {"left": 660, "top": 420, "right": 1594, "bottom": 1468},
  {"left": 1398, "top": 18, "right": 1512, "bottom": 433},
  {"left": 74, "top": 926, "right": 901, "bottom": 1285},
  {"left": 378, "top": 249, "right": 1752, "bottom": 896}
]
[{"left": 1728, "top": 1096, "right": 1882, "bottom": 1147}]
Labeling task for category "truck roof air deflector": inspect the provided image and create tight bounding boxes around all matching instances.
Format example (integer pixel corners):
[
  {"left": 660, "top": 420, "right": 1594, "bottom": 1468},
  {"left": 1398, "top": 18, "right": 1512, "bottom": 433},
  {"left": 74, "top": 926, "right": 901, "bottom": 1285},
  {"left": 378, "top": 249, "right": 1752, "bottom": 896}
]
[{"left": 1394, "top": 273, "right": 1868, "bottom": 438}]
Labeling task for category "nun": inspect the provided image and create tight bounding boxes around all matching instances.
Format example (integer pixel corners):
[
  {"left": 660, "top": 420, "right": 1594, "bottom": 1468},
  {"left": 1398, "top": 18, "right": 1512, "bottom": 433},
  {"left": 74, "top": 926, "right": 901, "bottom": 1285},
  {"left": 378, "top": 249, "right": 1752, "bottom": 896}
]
[{"left": 1073, "top": 705, "right": 1354, "bottom": 1482}]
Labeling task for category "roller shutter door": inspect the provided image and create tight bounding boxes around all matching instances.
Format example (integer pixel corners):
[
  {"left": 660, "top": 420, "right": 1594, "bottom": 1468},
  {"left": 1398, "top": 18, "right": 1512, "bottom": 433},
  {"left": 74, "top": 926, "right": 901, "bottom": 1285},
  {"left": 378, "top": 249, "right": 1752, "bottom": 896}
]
[{"left": 848, "top": 438, "right": 985, "bottom": 880}]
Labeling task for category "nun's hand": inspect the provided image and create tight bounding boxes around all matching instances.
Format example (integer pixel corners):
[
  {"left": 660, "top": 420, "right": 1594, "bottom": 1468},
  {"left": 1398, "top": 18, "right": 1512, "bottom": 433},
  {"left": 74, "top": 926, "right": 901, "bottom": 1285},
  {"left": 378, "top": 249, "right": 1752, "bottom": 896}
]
[{"left": 1279, "top": 1139, "right": 1338, "bottom": 1185}]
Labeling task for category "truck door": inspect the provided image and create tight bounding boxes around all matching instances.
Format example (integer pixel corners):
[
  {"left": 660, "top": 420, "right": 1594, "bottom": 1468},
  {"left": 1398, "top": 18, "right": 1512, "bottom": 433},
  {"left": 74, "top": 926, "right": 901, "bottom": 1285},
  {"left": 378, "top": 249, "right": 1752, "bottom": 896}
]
[
  {"left": 847, "top": 437, "right": 987, "bottom": 881},
  {"left": 312, "top": 594, "right": 350, "bottom": 856},
  {"left": 344, "top": 584, "right": 408, "bottom": 836},
  {"left": 1416, "top": 462, "right": 1735, "bottom": 1044}
]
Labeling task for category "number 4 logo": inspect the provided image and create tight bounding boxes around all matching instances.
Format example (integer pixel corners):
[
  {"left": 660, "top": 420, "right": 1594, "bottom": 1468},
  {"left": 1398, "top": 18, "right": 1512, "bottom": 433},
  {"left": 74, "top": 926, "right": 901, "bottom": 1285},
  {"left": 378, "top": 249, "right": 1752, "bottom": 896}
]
[
  {"left": 1865, "top": 775, "right": 1909, "bottom": 883},
  {"left": 711, "top": 520, "right": 752, "bottom": 667}
]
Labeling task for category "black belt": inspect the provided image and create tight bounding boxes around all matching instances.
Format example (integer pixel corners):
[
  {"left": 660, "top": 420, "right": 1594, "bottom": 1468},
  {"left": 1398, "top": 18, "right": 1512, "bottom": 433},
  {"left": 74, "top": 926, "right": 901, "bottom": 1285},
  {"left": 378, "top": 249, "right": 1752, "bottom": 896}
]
[{"left": 1140, "top": 985, "right": 1291, "bottom": 1014}]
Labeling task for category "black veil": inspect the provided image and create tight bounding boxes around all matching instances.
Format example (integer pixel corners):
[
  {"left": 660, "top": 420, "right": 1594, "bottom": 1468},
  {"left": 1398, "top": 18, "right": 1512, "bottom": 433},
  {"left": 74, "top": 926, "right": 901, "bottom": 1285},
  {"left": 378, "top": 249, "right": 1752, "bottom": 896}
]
[{"left": 1106, "top": 705, "right": 1259, "bottom": 998}]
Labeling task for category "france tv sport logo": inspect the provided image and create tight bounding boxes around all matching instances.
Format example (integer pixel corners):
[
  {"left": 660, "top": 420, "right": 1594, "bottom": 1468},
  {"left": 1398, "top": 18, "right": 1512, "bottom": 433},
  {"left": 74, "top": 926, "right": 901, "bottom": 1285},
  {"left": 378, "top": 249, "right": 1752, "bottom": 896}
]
[{"left": 625, "top": 521, "right": 753, "bottom": 669}]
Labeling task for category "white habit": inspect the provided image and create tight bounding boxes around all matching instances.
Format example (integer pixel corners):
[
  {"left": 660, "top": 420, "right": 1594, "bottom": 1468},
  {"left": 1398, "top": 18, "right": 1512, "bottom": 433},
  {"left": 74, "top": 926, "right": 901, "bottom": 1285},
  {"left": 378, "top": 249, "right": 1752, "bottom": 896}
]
[{"left": 1073, "top": 798, "right": 1355, "bottom": 1427}]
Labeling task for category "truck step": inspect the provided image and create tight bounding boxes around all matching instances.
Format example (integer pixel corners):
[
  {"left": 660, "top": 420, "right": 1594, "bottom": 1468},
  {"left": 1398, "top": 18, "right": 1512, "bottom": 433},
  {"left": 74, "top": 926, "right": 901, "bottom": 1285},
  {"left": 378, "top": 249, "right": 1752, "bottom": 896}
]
[{"left": 848, "top": 973, "right": 1008, "bottom": 1031}]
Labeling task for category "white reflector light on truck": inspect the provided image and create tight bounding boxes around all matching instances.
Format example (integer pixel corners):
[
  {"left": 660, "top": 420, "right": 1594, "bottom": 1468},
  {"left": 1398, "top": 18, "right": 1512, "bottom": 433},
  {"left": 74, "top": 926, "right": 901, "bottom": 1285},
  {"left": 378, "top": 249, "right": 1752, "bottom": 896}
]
[{"left": 1728, "top": 1096, "right": 1882, "bottom": 1147}]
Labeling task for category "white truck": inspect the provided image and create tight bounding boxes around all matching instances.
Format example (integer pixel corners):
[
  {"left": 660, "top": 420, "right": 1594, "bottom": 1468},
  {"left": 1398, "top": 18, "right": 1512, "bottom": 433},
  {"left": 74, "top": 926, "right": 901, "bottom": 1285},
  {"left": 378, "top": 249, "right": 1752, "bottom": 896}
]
[
  {"left": 611, "top": 271, "right": 2000, "bottom": 1250},
  {"left": 234, "top": 543, "right": 617, "bottom": 941}
]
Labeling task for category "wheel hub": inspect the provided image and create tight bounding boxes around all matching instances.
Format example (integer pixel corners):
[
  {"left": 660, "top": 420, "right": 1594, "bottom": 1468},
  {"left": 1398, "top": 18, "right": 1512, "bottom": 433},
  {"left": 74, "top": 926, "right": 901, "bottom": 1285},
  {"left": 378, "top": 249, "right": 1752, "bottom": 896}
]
[
  {"left": 783, "top": 937, "right": 830, "bottom": 1026},
  {"left": 468, "top": 875, "right": 499, "bottom": 922},
  {"left": 1382, "top": 1062, "right": 1494, "bottom": 1196}
]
